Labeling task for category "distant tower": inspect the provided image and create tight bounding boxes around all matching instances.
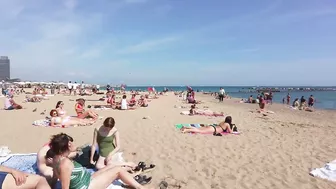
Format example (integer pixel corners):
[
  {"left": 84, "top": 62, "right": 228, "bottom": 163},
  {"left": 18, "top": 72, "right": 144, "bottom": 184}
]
[{"left": 0, "top": 56, "right": 10, "bottom": 80}]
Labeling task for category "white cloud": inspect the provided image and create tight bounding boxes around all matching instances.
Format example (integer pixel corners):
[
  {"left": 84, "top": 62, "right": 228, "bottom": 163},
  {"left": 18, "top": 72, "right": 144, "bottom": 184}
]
[{"left": 117, "top": 37, "right": 178, "bottom": 54}]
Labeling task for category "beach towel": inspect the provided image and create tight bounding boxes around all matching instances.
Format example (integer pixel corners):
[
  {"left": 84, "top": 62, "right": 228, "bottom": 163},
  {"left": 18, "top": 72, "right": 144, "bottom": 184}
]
[
  {"left": 32, "top": 119, "right": 50, "bottom": 127},
  {"left": 0, "top": 153, "right": 124, "bottom": 189},
  {"left": 175, "top": 123, "right": 240, "bottom": 135},
  {"left": 310, "top": 159, "right": 336, "bottom": 182},
  {"left": 180, "top": 111, "right": 225, "bottom": 117}
]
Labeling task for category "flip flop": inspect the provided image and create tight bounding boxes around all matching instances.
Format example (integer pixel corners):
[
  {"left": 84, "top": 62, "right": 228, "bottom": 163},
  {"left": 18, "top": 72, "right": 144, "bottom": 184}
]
[
  {"left": 133, "top": 162, "right": 146, "bottom": 172},
  {"left": 142, "top": 164, "right": 156, "bottom": 173},
  {"left": 159, "top": 181, "right": 169, "bottom": 189},
  {"left": 134, "top": 175, "right": 152, "bottom": 185}
]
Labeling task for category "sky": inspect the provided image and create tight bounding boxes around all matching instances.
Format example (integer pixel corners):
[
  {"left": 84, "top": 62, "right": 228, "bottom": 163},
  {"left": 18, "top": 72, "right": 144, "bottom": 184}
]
[{"left": 0, "top": 0, "right": 335, "bottom": 86}]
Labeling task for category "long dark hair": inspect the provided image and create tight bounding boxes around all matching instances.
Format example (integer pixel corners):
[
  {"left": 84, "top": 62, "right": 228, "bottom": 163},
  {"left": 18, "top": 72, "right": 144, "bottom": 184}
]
[
  {"left": 56, "top": 101, "right": 63, "bottom": 108},
  {"left": 103, "top": 117, "right": 115, "bottom": 128},
  {"left": 224, "top": 116, "right": 232, "bottom": 126},
  {"left": 50, "top": 133, "right": 74, "bottom": 155}
]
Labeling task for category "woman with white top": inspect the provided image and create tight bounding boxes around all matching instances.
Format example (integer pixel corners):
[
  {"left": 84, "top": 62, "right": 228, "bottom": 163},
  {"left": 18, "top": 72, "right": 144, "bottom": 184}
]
[{"left": 120, "top": 95, "right": 128, "bottom": 110}]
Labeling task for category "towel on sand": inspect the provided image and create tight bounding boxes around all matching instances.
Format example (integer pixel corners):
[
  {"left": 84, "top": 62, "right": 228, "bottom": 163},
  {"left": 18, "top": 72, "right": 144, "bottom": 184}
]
[
  {"left": 310, "top": 159, "right": 336, "bottom": 182},
  {"left": 33, "top": 119, "right": 50, "bottom": 127},
  {"left": 0, "top": 153, "right": 124, "bottom": 189}
]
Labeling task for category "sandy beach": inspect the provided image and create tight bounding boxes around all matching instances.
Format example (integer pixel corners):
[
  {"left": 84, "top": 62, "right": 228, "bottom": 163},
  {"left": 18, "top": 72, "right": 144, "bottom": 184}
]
[{"left": 1, "top": 91, "right": 336, "bottom": 189}]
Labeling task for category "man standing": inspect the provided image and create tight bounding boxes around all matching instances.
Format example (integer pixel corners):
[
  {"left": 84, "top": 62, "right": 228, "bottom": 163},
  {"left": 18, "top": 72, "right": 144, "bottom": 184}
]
[
  {"left": 219, "top": 87, "right": 225, "bottom": 102},
  {"left": 308, "top": 95, "right": 315, "bottom": 107},
  {"left": 80, "top": 81, "right": 85, "bottom": 95},
  {"left": 1, "top": 80, "right": 7, "bottom": 96},
  {"left": 67, "top": 81, "right": 73, "bottom": 95}
]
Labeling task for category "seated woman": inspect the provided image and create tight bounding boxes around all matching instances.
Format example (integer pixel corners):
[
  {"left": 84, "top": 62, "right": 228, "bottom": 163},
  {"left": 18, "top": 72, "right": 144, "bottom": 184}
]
[
  {"left": 292, "top": 98, "right": 300, "bottom": 109},
  {"left": 75, "top": 98, "right": 98, "bottom": 120},
  {"left": 24, "top": 95, "right": 42, "bottom": 103},
  {"left": 186, "top": 94, "right": 200, "bottom": 104},
  {"left": 50, "top": 133, "right": 151, "bottom": 189},
  {"left": 37, "top": 136, "right": 78, "bottom": 181},
  {"left": 50, "top": 109, "right": 94, "bottom": 127},
  {"left": 188, "top": 105, "right": 224, "bottom": 116},
  {"left": 181, "top": 116, "right": 237, "bottom": 135},
  {"left": 0, "top": 165, "right": 50, "bottom": 189},
  {"left": 129, "top": 94, "right": 137, "bottom": 107},
  {"left": 56, "top": 101, "right": 67, "bottom": 117},
  {"left": 4, "top": 95, "right": 22, "bottom": 110},
  {"left": 137, "top": 96, "right": 148, "bottom": 107},
  {"left": 90, "top": 117, "right": 135, "bottom": 170}
]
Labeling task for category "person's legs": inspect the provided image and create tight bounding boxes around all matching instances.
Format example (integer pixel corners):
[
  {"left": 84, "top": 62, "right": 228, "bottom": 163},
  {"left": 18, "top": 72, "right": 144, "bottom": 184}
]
[
  {"left": 181, "top": 126, "right": 214, "bottom": 134},
  {"left": 2, "top": 173, "right": 51, "bottom": 189},
  {"left": 95, "top": 156, "right": 106, "bottom": 170},
  {"left": 89, "top": 167, "right": 145, "bottom": 189}
]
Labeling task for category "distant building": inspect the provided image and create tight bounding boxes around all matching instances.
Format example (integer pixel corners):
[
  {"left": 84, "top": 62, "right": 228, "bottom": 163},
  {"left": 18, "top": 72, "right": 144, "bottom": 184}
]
[{"left": 0, "top": 56, "right": 10, "bottom": 80}]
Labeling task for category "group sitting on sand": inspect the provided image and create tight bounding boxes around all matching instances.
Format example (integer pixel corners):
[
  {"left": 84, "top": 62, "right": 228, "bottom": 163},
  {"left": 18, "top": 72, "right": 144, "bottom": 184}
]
[
  {"left": 91, "top": 93, "right": 150, "bottom": 110},
  {"left": 0, "top": 117, "right": 166, "bottom": 189}
]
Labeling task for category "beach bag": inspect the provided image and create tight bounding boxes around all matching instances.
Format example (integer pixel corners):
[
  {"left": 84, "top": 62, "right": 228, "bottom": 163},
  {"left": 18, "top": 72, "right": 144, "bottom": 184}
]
[{"left": 231, "top": 124, "right": 238, "bottom": 132}]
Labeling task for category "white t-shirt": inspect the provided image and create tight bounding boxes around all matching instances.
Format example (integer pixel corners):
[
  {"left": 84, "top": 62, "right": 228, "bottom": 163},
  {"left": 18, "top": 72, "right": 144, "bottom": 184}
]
[
  {"left": 219, "top": 89, "right": 225, "bottom": 95},
  {"left": 80, "top": 83, "right": 85, "bottom": 89},
  {"left": 4, "top": 98, "right": 12, "bottom": 109},
  {"left": 73, "top": 84, "right": 78, "bottom": 89},
  {"left": 121, "top": 99, "right": 128, "bottom": 110},
  {"left": 68, "top": 83, "right": 73, "bottom": 89}
]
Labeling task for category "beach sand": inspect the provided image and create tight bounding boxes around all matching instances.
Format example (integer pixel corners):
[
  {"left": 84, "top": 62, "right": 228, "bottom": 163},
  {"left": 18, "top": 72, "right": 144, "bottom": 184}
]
[{"left": 1, "top": 91, "right": 336, "bottom": 189}]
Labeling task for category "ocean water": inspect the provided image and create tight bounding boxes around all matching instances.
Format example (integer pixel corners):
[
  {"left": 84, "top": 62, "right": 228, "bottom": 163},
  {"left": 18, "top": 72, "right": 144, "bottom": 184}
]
[{"left": 106, "top": 86, "right": 336, "bottom": 110}]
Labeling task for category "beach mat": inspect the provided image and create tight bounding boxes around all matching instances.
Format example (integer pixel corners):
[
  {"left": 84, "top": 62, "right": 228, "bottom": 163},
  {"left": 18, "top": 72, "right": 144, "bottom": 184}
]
[
  {"left": 310, "top": 159, "right": 336, "bottom": 182},
  {"left": 0, "top": 153, "right": 124, "bottom": 188},
  {"left": 175, "top": 124, "right": 240, "bottom": 135}
]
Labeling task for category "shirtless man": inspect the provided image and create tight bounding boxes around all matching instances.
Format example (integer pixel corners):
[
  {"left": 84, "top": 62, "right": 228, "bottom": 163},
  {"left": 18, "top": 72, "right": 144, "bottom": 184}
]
[{"left": 37, "top": 137, "right": 78, "bottom": 181}]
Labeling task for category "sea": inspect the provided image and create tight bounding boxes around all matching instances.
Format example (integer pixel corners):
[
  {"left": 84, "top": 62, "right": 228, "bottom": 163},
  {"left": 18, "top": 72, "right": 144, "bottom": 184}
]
[{"left": 107, "top": 86, "right": 336, "bottom": 110}]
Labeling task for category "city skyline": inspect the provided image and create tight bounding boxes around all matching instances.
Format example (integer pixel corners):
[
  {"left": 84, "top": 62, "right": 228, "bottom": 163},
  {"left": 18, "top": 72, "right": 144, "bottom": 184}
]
[
  {"left": 0, "top": 56, "right": 10, "bottom": 81},
  {"left": 0, "top": 0, "right": 335, "bottom": 86}
]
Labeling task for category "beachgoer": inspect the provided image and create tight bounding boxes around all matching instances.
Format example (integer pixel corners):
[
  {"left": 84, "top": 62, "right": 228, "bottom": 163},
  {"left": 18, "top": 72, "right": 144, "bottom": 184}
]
[
  {"left": 248, "top": 95, "right": 253, "bottom": 103},
  {"left": 56, "top": 101, "right": 67, "bottom": 117},
  {"left": 189, "top": 105, "right": 224, "bottom": 116},
  {"left": 50, "top": 133, "right": 150, "bottom": 189},
  {"left": 68, "top": 81, "right": 73, "bottom": 95},
  {"left": 181, "top": 116, "right": 237, "bottom": 135},
  {"left": 0, "top": 165, "right": 50, "bottom": 189},
  {"left": 4, "top": 95, "right": 22, "bottom": 110},
  {"left": 286, "top": 93, "right": 291, "bottom": 105},
  {"left": 300, "top": 96, "right": 306, "bottom": 107},
  {"left": 75, "top": 99, "right": 98, "bottom": 119},
  {"left": 138, "top": 96, "right": 148, "bottom": 107},
  {"left": 292, "top": 98, "right": 300, "bottom": 108},
  {"left": 259, "top": 95, "right": 266, "bottom": 111},
  {"left": 37, "top": 136, "right": 78, "bottom": 180},
  {"left": 90, "top": 117, "right": 133, "bottom": 169},
  {"left": 118, "top": 95, "right": 128, "bottom": 110},
  {"left": 218, "top": 87, "right": 225, "bottom": 102},
  {"left": 129, "top": 94, "right": 137, "bottom": 107},
  {"left": 308, "top": 95, "right": 314, "bottom": 107},
  {"left": 268, "top": 92, "right": 273, "bottom": 104},
  {"left": 50, "top": 109, "right": 93, "bottom": 127}
]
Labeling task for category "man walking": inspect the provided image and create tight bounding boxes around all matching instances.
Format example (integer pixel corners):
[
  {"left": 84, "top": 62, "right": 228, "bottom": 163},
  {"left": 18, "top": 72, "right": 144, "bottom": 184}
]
[{"left": 219, "top": 87, "right": 225, "bottom": 102}]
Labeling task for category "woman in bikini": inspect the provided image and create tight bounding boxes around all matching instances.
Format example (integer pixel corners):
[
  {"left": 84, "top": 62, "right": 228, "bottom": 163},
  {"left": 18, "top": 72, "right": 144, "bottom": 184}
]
[
  {"left": 138, "top": 96, "right": 148, "bottom": 107},
  {"left": 50, "top": 133, "right": 151, "bottom": 189},
  {"left": 181, "top": 116, "right": 237, "bottom": 135},
  {"left": 50, "top": 109, "right": 93, "bottom": 127},
  {"left": 75, "top": 98, "right": 98, "bottom": 120},
  {"left": 56, "top": 101, "right": 67, "bottom": 117},
  {"left": 0, "top": 165, "right": 50, "bottom": 189},
  {"left": 189, "top": 105, "right": 224, "bottom": 116}
]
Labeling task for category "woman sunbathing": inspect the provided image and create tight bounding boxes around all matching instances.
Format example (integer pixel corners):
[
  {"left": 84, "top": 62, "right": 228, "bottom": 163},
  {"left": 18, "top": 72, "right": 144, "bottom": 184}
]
[
  {"left": 189, "top": 105, "right": 224, "bottom": 116},
  {"left": 138, "top": 96, "right": 148, "bottom": 107},
  {"left": 75, "top": 98, "right": 99, "bottom": 120},
  {"left": 56, "top": 101, "right": 67, "bottom": 117},
  {"left": 181, "top": 116, "right": 237, "bottom": 135},
  {"left": 0, "top": 165, "right": 50, "bottom": 189},
  {"left": 50, "top": 109, "right": 94, "bottom": 127},
  {"left": 49, "top": 133, "right": 151, "bottom": 189}
]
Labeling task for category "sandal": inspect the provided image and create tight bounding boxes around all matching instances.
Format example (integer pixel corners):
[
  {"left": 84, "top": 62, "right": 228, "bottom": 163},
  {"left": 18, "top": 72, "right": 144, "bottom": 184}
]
[
  {"left": 159, "top": 181, "right": 169, "bottom": 189},
  {"left": 133, "top": 162, "right": 146, "bottom": 172},
  {"left": 134, "top": 175, "right": 152, "bottom": 185}
]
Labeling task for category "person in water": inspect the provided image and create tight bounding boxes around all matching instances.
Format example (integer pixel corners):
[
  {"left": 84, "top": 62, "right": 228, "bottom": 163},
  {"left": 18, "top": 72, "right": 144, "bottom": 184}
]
[
  {"left": 0, "top": 165, "right": 50, "bottom": 189},
  {"left": 181, "top": 116, "right": 237, "bottom": 135},
  {"left": 50, "top": 133, "right": 151, "bottom": 189},
  {"left": 50, "top": 109, "right": 93, "bottom": 127},
  {"left": 308, "top": 95, "right": 314, "bottom": 107}
]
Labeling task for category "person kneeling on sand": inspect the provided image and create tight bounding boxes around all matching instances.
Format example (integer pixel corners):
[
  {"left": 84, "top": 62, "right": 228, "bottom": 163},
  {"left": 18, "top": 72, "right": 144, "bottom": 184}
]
[
  {"left": 181, "top": 116, "right": 237, "bottom": 136},
  {"left": 37, "top": 135, "right": 78, "bottom": 181},
  {"left": 49, "top": 133, "right": 153, "bottom": 189},
  {"left": 50, "top": 109, "right": 94, "bottom": 127},
  {"left": 0, "top": 165, "right": 50, "bottom": 189}
]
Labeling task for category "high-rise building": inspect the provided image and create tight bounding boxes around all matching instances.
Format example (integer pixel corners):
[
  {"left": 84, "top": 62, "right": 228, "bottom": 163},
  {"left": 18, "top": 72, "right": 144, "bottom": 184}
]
[{"left": 0, "top": 56, "right": 10, "bottom": 80}]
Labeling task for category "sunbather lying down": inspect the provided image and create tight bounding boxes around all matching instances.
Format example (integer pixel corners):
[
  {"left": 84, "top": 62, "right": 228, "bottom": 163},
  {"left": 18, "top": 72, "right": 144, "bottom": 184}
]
[
  {"left": 50, "top": 109, "right": 94, "bottom": 127},
  {"left": 188, "top": 105, "right": 224, "bottom": 116},
  {"left": 181, "top": 116, "right": 237, "bottom": 136}
]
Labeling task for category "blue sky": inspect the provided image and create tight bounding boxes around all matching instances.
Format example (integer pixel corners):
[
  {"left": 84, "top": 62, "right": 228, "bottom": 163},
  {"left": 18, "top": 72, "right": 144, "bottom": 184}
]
[{"left": 0, "top": 0, "right": 335, "bottom": 86}]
